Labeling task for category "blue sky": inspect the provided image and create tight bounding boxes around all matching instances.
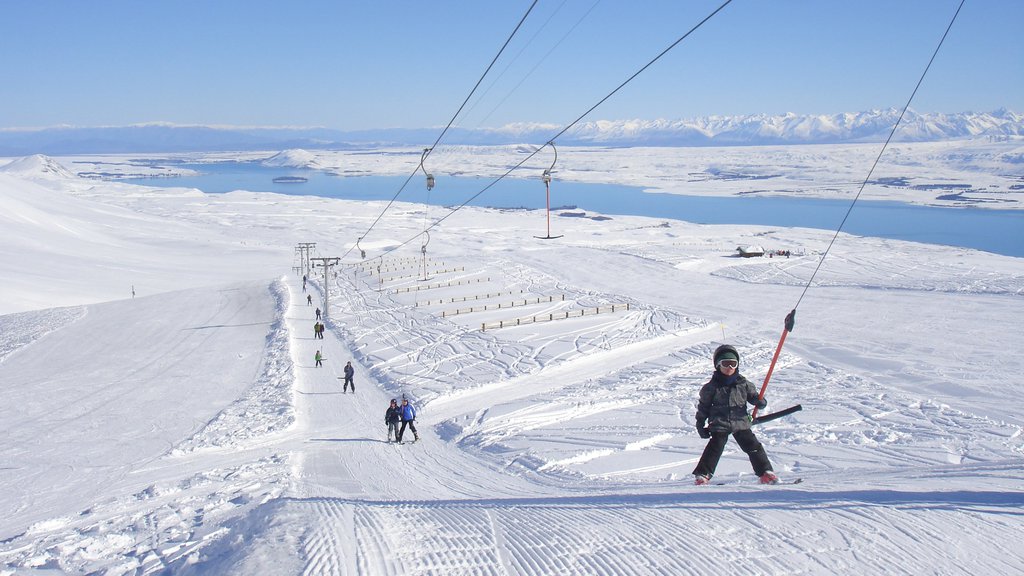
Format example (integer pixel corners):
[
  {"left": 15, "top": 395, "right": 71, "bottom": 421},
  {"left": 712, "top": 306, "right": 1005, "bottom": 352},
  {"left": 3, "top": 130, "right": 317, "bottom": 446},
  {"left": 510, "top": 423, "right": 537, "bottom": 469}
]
[{"left": 1, "top": 0, "right": 1020, "bottom": 130}]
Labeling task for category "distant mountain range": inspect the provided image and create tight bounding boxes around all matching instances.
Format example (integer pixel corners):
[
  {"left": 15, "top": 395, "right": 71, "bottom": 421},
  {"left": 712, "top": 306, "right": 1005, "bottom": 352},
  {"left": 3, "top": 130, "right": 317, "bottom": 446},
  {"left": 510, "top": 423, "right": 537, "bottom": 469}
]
[{"left": 1, "top": 109, "right": 1020, "bottom": 155}]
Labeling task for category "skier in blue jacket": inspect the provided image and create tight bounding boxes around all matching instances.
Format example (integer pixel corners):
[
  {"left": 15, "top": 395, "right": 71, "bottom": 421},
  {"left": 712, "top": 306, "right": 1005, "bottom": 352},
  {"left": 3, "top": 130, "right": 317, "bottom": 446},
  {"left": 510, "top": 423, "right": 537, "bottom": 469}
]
[{"left": 397, "top": 398, "right": 419, "bottom": 443}]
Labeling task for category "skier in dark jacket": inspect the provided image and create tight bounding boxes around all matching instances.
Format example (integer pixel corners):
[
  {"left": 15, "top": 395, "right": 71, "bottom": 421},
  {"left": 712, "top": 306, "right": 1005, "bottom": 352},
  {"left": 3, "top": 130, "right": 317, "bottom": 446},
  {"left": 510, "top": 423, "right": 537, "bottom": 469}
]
[
  {"left": 396, "top": 398, "right": 419, "bottom": 443},
  {"left": 342, "top": 361, "right": 355, "bottom": 393},
  {"left": 385, "top": 399, "right": 402, "bottom": 442},
  {"left": 692, "top": 344, "right": 778, "bottom": 485}
]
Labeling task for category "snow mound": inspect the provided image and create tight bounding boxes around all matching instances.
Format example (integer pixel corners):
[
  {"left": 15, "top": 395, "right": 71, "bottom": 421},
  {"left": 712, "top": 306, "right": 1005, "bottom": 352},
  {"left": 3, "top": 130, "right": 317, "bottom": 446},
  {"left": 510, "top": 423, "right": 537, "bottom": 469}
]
[
  {"left": 0, "top": 154, "right": 76, "bottom": 179},
  {"left": 262, "top": 149, "right": 322, "bottom": 169}
]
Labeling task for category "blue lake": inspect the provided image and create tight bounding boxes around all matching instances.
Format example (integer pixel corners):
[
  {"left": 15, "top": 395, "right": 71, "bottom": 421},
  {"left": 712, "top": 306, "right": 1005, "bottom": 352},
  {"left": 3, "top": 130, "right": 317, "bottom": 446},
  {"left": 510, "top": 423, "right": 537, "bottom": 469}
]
[{"left": 129, "top": 162, "right": 1024, "bottom": 258}]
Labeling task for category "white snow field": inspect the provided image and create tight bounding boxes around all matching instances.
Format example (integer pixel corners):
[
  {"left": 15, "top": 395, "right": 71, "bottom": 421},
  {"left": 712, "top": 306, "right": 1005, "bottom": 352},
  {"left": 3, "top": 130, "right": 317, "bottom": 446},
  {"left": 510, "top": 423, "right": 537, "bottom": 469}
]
[{"left": 1, "top": 146, "right": 1023, "bottom": 575}]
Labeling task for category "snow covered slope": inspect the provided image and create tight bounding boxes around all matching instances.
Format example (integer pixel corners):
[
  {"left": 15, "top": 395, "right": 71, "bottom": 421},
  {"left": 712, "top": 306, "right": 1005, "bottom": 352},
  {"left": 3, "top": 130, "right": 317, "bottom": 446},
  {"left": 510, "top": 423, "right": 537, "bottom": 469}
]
[{"left": 1, "top": 157, "right": 1022, "bottom": 574}]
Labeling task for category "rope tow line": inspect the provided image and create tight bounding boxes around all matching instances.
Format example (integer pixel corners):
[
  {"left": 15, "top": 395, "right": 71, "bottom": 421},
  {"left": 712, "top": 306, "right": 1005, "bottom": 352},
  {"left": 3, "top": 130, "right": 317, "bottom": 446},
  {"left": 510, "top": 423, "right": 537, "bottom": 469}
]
[
  {"left": 751, "top": 0, "right": 966, "bottom": 424},
  {"left": 370, "top": 0, "right": 736, "bottom": 259},
  {"left": 344, "top": 0, "right": 539, "bottom": 262}
]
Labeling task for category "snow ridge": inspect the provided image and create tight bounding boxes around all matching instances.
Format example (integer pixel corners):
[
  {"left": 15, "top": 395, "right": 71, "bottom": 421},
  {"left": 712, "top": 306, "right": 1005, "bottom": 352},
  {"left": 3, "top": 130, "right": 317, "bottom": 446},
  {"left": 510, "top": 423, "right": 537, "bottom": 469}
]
[{"left": 171, "top": 279, "right": 296, "bottom": 454}]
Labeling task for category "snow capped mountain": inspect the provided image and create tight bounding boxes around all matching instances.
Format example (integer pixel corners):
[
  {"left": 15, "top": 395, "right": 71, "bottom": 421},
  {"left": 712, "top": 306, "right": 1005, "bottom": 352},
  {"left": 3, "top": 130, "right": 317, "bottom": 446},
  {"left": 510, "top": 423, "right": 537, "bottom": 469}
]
[
  {"left": 0, "top": 110, "right": 1020, "bottom": 154},
  {"left": 552, "top": 109, "right": 1024, "bottom": 146}
]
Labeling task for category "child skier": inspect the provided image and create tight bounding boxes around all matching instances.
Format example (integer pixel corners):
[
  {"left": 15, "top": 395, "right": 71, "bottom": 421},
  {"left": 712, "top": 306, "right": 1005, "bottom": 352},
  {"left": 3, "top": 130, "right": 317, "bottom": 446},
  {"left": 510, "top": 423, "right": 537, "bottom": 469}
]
[
  {"left": 385, "top": 399, "right": 401, "bottom": 442},
  {"left": 693, "top": 344, "right": 778, "bottom": 485}
]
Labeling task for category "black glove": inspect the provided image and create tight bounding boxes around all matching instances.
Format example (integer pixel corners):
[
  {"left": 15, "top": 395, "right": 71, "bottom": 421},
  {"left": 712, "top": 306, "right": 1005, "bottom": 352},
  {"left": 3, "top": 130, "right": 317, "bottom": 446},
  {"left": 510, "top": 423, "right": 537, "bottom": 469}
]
[
  {"left": 755, "top": 397, "right": 768, "bottom": 410},
  {"left": 696, "top": 423, "right": 711, "bottom": 439}
]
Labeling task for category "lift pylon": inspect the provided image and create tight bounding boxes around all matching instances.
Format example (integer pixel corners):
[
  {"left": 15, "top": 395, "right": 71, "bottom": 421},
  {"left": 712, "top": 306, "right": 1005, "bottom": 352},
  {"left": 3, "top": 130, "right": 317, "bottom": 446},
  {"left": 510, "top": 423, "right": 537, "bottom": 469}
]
[{"left": 536, "top": 142, "right": 563, "bottom": 240}]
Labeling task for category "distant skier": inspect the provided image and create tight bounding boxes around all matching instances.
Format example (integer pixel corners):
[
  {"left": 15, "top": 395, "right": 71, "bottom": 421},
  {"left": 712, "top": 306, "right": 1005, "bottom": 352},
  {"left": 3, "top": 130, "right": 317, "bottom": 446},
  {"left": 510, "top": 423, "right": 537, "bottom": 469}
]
[
  {"left": 343, "top": 361, "right": 355, "bottom": 393},
  {"left": 315, "top": 350, "right": 323, "bottom": 367},
  {"left": 385, "top": 399, "right": 402, "bottom": 442},
  {"left": 307, "top": 294, "right": 312, "bottom": 306},
  {"left": 396, "top": 398, "right": 419, "bottom": 443},
  {"left": 316, "top": 307, "right": 322, "bottom": 320},
  {"left": 692, "top": 344, "right": 778, "bottom": 485}
]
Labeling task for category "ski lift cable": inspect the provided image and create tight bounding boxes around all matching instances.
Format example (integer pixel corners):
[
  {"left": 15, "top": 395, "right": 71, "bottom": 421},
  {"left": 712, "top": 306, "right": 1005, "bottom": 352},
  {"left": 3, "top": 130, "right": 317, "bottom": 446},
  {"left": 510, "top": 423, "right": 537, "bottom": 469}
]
[
  {"left": 342, "top": 0, "right": 540, "bottom": 261},
  {"left": 462, "top": 0, "right": 574, "bottom": 123},
  {"left": 793, "top": 0, "right": 966, "bottom": 312},
  {"left": 374, "top": 0, "right": 735, "bottom": 257},
  {"left": 476, "top": 0, "right": 602, "bottom": 127},
  {"left": 752, "top": 0, "right": 966, "bottom": 420}
]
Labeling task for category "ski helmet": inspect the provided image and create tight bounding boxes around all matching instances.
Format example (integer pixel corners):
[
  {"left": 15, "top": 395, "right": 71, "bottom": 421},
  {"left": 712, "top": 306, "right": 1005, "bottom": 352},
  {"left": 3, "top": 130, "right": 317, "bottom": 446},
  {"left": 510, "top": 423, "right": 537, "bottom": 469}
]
[{"left": 713, "top": 344, "right": 740, "bottom": 368}]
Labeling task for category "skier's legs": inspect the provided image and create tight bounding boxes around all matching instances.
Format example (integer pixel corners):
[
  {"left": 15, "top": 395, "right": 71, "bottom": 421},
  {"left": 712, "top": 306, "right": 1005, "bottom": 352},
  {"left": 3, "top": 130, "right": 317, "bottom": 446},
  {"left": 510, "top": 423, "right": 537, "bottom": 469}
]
[
  {"left": 408, "top": 421, "right": 418, "bottom": 440},
  {"left": 692, "top": 432, "right": 729, "bottom": 478},
  {"left": 397, "top": 421, "right": 408, "bottom": 442},
  {"left": 733, "top": 429, "right": 773, "bottom": 476}
]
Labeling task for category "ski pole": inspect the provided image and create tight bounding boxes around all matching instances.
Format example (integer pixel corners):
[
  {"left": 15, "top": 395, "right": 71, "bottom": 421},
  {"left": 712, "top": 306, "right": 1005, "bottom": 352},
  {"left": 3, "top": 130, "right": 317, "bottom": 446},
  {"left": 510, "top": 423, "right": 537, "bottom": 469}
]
[{"left": 751, "top": 309, "right": 795, "bottom": 420}]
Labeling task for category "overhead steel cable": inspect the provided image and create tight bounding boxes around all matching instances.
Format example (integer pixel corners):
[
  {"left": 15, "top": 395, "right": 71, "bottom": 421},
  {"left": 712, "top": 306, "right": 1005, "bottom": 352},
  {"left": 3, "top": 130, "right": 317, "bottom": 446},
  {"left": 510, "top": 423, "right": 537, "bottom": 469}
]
[
  {"left": 344, "top": 0, "right": 539, "bottom": 260},
  {"left": 792, "top": 0, "right": 966, "bottom": 311},
  {"left": 752, "top": 0, "right": 965, "bottom": 418},
  {"left": 378, "top": 0, "right": 735, "bottom": 256}
]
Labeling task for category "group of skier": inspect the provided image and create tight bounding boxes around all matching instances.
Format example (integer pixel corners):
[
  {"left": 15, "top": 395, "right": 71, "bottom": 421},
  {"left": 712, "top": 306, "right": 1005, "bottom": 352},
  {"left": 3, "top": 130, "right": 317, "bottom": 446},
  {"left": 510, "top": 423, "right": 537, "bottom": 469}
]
[{"left": 384, "top": 397, "right": 419, "bottom": 443}]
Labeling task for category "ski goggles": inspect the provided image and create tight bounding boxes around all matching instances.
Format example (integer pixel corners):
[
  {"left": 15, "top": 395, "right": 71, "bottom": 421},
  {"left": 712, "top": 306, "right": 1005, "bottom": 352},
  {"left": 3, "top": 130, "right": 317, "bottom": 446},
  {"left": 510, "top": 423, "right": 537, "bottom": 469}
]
[{"left": 717, "top": 359, "right": 738, "bottom": 369}]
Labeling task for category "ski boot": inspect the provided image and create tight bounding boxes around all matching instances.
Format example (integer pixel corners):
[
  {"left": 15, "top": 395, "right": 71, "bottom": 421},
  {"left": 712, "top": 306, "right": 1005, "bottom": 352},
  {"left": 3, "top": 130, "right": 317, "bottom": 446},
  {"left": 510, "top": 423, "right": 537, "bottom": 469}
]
[
  {"left": 759, "top": 472, "right": 779, "bottom": 485},
  {"left": 694, "top": 475, "right": 711, "bottom": 486}
]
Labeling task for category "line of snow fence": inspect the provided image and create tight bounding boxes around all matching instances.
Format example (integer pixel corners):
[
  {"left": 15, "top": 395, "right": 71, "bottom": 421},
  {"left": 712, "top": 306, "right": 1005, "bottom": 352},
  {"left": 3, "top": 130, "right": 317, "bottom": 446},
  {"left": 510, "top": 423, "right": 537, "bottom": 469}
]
[
  {"left": 380, "top": 267, "right": 465, "bottom": 283},
  {"left": 353, "top": 257, "right": 421, "bottom": 271},
  {"left": 443, "top": 295, "right": 565, "bottom": 317},
  {"left": 393, "top": 277, "right": 491, "bottom": 294},
  {"left": 481, "top": 303, "right": 630, "bottom": 331},
  {"left": 363, "top": 261, "right": 447, "bottom": 276},
  {"left": 416, "top": 290, "right": 524, "bottom": 307}
]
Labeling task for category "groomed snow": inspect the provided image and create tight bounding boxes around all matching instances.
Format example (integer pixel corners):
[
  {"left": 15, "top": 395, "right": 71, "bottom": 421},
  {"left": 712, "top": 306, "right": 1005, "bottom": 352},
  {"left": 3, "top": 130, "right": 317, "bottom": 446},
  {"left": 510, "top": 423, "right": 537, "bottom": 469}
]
[{"left": 1, "top": 147, "right": 1022, "bottom": 575}]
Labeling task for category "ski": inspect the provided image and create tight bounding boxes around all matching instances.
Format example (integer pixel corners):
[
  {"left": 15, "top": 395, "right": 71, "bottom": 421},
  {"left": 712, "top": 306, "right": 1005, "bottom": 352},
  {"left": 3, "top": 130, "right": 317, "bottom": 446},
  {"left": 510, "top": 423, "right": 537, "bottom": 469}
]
[{"left": 712, "top": 478, "right": 802, "bottom": 486}]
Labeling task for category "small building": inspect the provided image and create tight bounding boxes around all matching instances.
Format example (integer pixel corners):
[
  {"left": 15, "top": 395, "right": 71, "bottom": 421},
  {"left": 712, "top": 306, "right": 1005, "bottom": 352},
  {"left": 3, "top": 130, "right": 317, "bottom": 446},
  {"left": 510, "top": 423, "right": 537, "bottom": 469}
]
[{"left": 736, "top": 245, "right": 765, "bottom": 258}]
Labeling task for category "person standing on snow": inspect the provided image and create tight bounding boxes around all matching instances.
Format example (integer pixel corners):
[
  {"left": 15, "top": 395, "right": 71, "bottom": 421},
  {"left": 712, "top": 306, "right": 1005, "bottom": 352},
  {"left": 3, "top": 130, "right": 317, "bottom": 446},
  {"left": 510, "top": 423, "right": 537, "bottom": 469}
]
[
  {"left": 692, "top": 344, "right": 778, "bottom": 485},
  {"left": 396, "top": 398, "right": 419, "bottom": 443},
  {"left": 315, "top": 350, "right": 323, "bottom": 368},
  {"left": 307, "top": 294, "right": 312, "bottom": 306},
  {"left": 316, "top": 307, "right": 322, "bottom": 320},
  {"left": 385, "top": 399, "right": 402, "bottom": 442},
  {"left": 342, "top": 361, "right": 355, "bottom": 393}
]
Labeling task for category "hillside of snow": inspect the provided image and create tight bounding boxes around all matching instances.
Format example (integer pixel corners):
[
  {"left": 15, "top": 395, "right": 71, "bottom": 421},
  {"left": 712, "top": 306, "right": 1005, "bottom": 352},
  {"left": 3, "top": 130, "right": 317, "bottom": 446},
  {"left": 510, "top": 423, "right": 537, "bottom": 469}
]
[
  {"left": 262, "top": 149, "right": 324, "bottom": 169},
  {"left": 1, "top": 152, "right": 1023, "bottom": 574}
]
